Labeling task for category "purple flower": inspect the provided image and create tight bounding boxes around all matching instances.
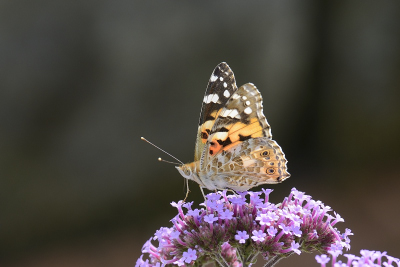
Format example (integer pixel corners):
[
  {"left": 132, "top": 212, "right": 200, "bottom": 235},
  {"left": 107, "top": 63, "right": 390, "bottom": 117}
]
[
  {"left": 249, "top": 191, "right": 263, "bottom": 206},
  {"left": 206, "top": 199, "right": 224, "bottom": 212},
  {"left": 219, "top": 209, "right": 234, "bottom": 220},
  {"left": 203, "top": 213, "right": 218, "bottom": 232},
  {"left": 278, "top": 223, "right": 291, "bottom": 234},
  {"left": 256, "top": 213, "right": 272, "bottom": 225},
  {"left": 251, "top": 229, "right": 267, "bottom": 242},
  {"left": 186, "top": 208, "right": 200, "bottom": 217},
  {"left": 207, "top": 192, "right": 221, "bottom": 201},
  {"left": 290, "top": 241, "right": 301, "bottom": 255},
  {"left": 182, "top": 201, "right": 193, "bottom": 210},
  {"left": 343, "top": 228, "right": 353, "bottom": 237},
  {"left": 291, "top": 225, "right": 302, "bottom": 237},
  {"left": 136, "top": 187, "right": 351, "bottom": 266},
  {"left": 182, "top": 248, "right": 197, "bottom": 263},
  {"left": 316, "top": 254, "right": 330, "bottom": 266},
  {"left": 235, "top": 230, "right": 249, "bottom": 244},
  {"left": 228, "top": 195, "right": 246, "bottom": 205},
  {"left": 261, "top": 188, "right": 273, "bottom": 202},
  {"left": 267, "top": 226, "right": 278, "bottom": 236},
  {"left": 328, "top": 247, "right": 342, "bottom": 265},
  {"left": 331, "top": 212, "right": 344, "bottom": 226},
  {"left": 203, "top": 214, "right": 218, "bottom": 224}
]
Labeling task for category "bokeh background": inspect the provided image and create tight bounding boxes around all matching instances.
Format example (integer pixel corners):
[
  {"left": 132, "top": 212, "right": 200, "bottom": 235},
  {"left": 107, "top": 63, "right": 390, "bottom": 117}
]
[{"left": 1, "top": 1, "right": 400, "bottom": 266}]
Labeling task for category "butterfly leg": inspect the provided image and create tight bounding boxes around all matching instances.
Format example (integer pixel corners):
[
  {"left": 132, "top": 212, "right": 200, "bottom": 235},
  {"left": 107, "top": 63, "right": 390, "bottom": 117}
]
[
  {"left": 183, "top": 179, "right": 191, "bottom": 202},
  {"left": 227, "top": 189, "right": 238, "bottom": 196},
  {"left": 199, "top": 185, "right": 207, "bottom": 201}
]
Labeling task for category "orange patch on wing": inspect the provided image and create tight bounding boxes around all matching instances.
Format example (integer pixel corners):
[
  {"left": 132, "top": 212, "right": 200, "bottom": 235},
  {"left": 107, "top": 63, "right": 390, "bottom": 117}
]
[
  {"left": 229, "top": 118, "right": 264, "bottom": 139},
  {"left": 208, "top": 140, "right": 222, "bottom": 156},
  {"left": 199, "top": 110, "right": 222, "bottom": 144},
  {"left": 208, "top": 118, "right": 265, "bottom": 155}
]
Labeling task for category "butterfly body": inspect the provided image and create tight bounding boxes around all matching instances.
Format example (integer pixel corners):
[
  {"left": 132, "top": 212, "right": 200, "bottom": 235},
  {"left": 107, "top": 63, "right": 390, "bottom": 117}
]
[{"left": 176, "top": 62, "right": 289, "bottom": 192}]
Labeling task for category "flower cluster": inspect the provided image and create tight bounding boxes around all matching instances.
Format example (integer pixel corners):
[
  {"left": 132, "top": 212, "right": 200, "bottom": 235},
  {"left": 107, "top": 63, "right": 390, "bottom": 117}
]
[
  {"left": 316, "top": 249, "right": 399, "bottom": 267},
  {"left": 136, "top": 188, "right": 350, "bottom": 266}
]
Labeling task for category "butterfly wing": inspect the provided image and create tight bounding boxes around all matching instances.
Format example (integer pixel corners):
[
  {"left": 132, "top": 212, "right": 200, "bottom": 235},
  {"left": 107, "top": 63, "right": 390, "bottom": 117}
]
[
  {"left": 205, "top": 82, "right": 272, "bottom": 156},
  {"left": 200, "top": 81, "right": 289, "bottom": 188},
  {"left": 194, "top": 62, "right": 238, "bottom": 162},
  {"left": 203, "top": 137, "right": 290, "bottom": 191}
]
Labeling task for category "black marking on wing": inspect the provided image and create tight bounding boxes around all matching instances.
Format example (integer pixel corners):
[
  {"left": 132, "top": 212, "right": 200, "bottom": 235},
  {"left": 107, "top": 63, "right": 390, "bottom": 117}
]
[
  {"left": 198, "top": 62, "right": 237, "bottom": 126},
  {"left": 239, "top": 134, "right": 252, "bottom": 141},
  {"left": 205, "top": 114, "right": 215, "bottom": 122},
  {"left": 216, "top": 137, "right": 233, "bottom": 147}
]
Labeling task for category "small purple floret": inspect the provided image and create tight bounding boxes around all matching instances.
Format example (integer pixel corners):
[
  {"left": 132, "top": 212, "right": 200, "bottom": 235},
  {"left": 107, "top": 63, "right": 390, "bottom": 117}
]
[
  {"left": 251, "top": 229, "right": 267, "bottom": 242},
  {"left": 182, "top": 248, "right": 197, "bottom": 263},
  {"left": 316, "top": 254, "right": 330, "bottom": 266},
  {"left": 235, "top": 230, "right": 249, "bottom": 244},
  {"left": 203, "top": 214, "right": 218, "bottom": 224}
]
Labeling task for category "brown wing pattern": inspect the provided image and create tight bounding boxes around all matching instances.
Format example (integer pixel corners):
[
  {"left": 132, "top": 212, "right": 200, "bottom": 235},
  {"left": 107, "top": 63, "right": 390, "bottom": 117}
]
[
  {"left": 203, "top": 83, "right": 272, "bottom": 164},
  {"left": 202, "top": 137, "right": 290, "bottom": 190},
  {"left": 194, "top": 62, "right": 238, "bottom": 161}
]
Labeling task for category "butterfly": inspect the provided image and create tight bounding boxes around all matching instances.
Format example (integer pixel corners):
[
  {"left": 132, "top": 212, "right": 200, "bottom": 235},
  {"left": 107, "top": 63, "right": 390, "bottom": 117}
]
[{"left": 176, "top": 62, "right": 290, "bottom": 193}]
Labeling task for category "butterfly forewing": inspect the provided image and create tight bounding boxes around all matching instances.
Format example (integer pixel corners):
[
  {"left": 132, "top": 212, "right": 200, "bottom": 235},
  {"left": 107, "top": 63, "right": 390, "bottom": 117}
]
[
  {"left": 194, "top": 62, "right": 238, "bottom": 162},
  {"left": 204, "top": 83, "right": 273, "bottom": 160}
]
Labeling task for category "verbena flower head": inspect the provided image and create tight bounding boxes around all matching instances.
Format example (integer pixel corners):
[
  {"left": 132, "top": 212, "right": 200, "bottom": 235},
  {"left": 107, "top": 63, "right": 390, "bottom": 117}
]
[
  {"left": 136, "top": 187, "right": 349, "bottom": 266},
  {"left": 316, "top": 249, "right": 400, "bottom": 267}
]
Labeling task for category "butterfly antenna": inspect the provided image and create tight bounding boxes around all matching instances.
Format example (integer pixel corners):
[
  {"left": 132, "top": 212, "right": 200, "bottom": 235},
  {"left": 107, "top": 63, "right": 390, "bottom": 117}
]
[
  {"left": 141, "top": 137, "right": 184, "bottom": 165},
  {"left": 158, "top": 157, "right": 180, "bottom": 165}
]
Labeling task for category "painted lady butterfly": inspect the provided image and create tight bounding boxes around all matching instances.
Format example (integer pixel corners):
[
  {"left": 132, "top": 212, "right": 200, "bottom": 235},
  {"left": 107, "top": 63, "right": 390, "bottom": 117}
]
[{"left": 176, "top": 62, "right": 290, "bottom": 193}]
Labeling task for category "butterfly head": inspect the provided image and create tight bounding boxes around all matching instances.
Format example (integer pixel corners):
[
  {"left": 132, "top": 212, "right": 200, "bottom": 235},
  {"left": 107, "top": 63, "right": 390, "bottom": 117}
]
[
  {"left": 175, "top": 161, "right": 202, "bottom": 183},
  {"left": 176, "top": 164, "right": 194, "bottom": 180}
]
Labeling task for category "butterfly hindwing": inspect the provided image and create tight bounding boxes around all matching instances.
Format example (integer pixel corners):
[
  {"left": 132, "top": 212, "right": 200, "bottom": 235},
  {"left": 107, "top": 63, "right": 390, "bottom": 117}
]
[
  {"left": 201, "top": 137, "right": 289, "bottom": 191},
  {"left": 194, "top": 62, "right": 238, "bottom": 161}
]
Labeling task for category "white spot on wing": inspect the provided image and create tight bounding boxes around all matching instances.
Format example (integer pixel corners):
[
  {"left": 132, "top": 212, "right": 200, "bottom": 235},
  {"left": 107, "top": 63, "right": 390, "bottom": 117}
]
[
  {"left": 210, "top": 74, "right": 218, "bottom": 82},
  {"left": 232, "top": 94, "right": 240, "bottom": 99},
  {"left": 242, "top": 96, "right": 247, "bottom": 101},
  {"left": 203, "top": 94, "right": 220, "bottom": 103},
  {"left": 244, "top": 107, "right": 252, "bottom": 114},
  {"left": 220, "top": 109, "right": 240, "bottom": 119},
  {"left": 219, "top": 77, "right": 224, "bottom": 81},
  {"left": 223, "top": 82, "right": 227, "bottom": 88},
  {"left": 211, "top": 94, "right": 219, "bottom": 103},
  {"left": 212, "top": 132, "right": 229, "bottom": 140},
  {"left": 245, "top": 100, "right": 250, "bottom": 106},
  {"left": 223, "top": 90, "right": 230, "bottom": 98}
]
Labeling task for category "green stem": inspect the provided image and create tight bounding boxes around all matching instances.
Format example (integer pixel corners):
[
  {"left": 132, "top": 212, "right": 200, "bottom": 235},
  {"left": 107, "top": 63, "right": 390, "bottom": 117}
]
[
  {"left": 212, "top": 254, "right": 230, "bottom": 267},
  {"left": 263, "top": 252, "right": 294, "bottom": 267},
  {"left": 243, "top": 252, "right": 259, "bottom": 267}
]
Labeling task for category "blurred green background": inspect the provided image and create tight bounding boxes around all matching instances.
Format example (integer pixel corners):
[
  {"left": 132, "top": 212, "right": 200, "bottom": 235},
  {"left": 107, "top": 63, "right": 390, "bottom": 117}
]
[{"left": 1, "top": 1, "right": 400, "bottom": 266}]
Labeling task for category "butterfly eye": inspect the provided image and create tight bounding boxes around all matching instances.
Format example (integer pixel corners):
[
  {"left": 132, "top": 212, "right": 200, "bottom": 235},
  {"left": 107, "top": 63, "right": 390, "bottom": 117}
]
[
  {"left": 266, "top": 167, "right": 275, "bottom": 175},
  {"left": 261, "top": 151, "right": 269, "bottom": 157}
]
